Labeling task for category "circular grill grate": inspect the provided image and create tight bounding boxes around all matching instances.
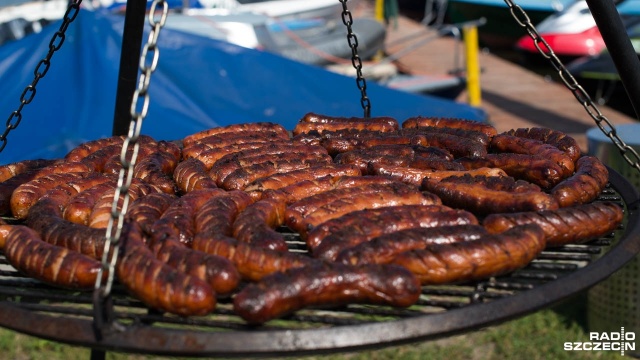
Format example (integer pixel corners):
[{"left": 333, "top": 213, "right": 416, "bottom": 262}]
[{"left": 0, "top": 169, "right": 637, "bottom": 357}]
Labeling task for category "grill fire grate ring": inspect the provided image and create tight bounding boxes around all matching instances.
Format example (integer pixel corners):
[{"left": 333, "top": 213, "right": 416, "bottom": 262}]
[{"left": 0, "top": 168, "right": 637, "bottom": 357}]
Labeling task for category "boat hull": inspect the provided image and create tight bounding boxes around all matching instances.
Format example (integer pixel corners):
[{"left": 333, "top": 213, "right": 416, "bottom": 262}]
[{"left": 447, "top": 0, "right": 568, "bottom": 48}]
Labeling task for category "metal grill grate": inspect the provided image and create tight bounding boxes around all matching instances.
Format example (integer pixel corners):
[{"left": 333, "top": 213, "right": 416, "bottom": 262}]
[{"left": 0, "top": 170, "right": 637, "bottom": 357}]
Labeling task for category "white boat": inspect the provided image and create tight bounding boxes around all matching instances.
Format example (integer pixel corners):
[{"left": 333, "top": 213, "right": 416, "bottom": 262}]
[{"left": 0, "top": 0, "right": 67, "bottom": 45}]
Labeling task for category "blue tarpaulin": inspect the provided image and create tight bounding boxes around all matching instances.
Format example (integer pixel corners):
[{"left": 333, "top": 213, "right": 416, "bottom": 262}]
[{"left": 0, "top": 9, "right": 486, "bottom": 164}]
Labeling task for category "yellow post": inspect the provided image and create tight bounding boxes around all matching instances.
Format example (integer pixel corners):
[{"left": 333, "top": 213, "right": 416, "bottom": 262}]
[
  {"left": 463, "top": 25, "right": 482, "bottom": 107},
  {"left": 375, "top": 0, "right": 385, "bottom": 23}
]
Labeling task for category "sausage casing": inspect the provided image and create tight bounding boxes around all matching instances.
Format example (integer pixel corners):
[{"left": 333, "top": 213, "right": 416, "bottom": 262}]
[{"left": 233, "top": 262, "right": 421, "bottom": 324}]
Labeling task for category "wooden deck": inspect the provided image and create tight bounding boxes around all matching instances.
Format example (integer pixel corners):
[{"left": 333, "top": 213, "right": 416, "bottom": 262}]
[{"left": 355, "top": 4, "right": 637, "bottom": 153}]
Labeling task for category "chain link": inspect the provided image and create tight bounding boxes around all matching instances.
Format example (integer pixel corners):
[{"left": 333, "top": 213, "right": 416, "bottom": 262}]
[
  {"left": 94, "top": 0, "right": 168, "bottom": 302},
  {"left": 503, "top": 0, "right": 640, "bottom": 174},
  {"left": 339, "top": 0, "right": 371, "bottom": 118},
  {"left": 0, "top": 0, "right": 82, "bottom": 154}
]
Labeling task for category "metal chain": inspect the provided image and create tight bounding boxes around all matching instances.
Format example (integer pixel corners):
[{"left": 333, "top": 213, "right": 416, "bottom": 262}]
[
  {"left": 503, "top": 0, "right": 640, "bottom": 174},
  {"left": 94, "top": 0, "right": 168, "bottom": 305},
  {"left": 339, "top": 0, "right": 371, "bottom": 118},
  {"left": 0, "top": 0, "right": 82, "bottom": 154}
]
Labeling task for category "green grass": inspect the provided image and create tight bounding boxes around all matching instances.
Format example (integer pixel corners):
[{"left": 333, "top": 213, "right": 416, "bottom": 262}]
[{"left": 0, "top": 292, "right": 629, "bottom": 360}]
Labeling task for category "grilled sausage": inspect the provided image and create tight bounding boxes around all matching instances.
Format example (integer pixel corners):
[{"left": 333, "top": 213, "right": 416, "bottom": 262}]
[
  {"left": 150, "top": 238, "right": 240, "bottom": 295},
  {"left": 183, "top": 138, "right": 292, "bottom": 165},
  {"left": 370, "top": 164, "right": 506, "bottom": 186},
  {"left": 173, "top": 158, "right": 218, "bottom": 193},
  {"left": 10, "top": 172, "right": 89, "bottom": 219},
  {"left": 0, "top": 159, "right": 58, "bottom": 182},
  {"left": 455, "top": 153, "right": 565, "bottom": 189},
  {"left": 132, "top": 141, "right": 181, "bottom": 194},
  {"left": 195, "top": 190, "right": 255, "bottom": 237},
  {"left": 220, "top": 157, "right": 332, "bottom": 191},
  {"left": 305, "top": 204, "right": 475, "bottom": 250},
  {"left": 550, "top": 156, "right": 609, "bottom": 207},
  {"left": 116, "top": 223, "right": 216, "bottom": 316},
  {"left": 63, "top": 180, "right": 117, "bottom": 225},
  {"left": 231, "top": 198, "right": 289, "bottom": 252},
  {"left": 337, "top": 224, "right": 488, "bottom": 265},
  {"left": 87, "top": 181, "right": 164, "bottom": 229},
  {"left": 482, "top": 201, "right": 623, "bottom": 247},
  {"left": 125, "top": 192, "right": 177, "bottom": 234},
  {"left": 400, "top": 126, "right": 490, "bottom": 147},
  {"left": 3, "top": 225, "right": 104, "bottom": 290},
  {"left": 263, "top": 175, "right": 397, "bottom": 206},
  {"left": 243, "top": 163, "right": 361, "bottom": 201},
  {"left": 150, "top": 188, "right": 225, "bottom": 247},
  {"left": 100, "top": 136, "right": 171, "bottom": 175},
  {"left": 191, "top": 235, "right": 316, "bottom": 282},
  {"left": 422, "top": 174, "right": 558, "bottom": 214},
  {"left": 233, "top": 262, "right": 421, "bottom": 324},
  {"left": 0, "top": 160, "right": 62, "bottom": 215},
  {"left": 311, "top": 206, "right": 479, "bottom": 261},
  {"left": 292, "top": 128, "right": 389, "bottom": 148},
  {"left": 412, "top": 133, "right": 487, "bottom": 158},
  {"left": 505, "top": 127, "right": 581, "bottom": 162},
  {"left": 285, "top": 182, "right": 441, "bottom": 237},
  {"left": 490, "top": 133, "right": 575, "bottom": 178},
  {"left": 182, "top": 122, "right": 289, "bottom": 148},
  {"left": 392, "top": 224, "right": 546, "bottom": 284},
  {"left": 213, "top": 150, "right": 331, "bottom": 186},
  {"left": 64, "top": 135, "right": 125, "bottom": 162},
  {"left": 300, "top": 112, "right": 399, "bottom": 129},
  {"left": 401, "top": 116, "right": 498, "bottom": 138},
  {"left": 292, "top": 119, "right": 398, "bottom": 136}
]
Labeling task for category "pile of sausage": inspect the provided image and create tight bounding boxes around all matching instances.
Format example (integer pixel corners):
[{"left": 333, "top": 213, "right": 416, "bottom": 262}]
[{"left": 0, "top": 113, "right": 624, "bottom": 324}]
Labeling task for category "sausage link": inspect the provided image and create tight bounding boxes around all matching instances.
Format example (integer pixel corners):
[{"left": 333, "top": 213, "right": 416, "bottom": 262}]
[
  {"left": 126, "top": 192, "right": 177, "bottom": 234},
  {"left": 456, "top": 153, "right": 565, "bottom": 189},
  {"left": 422, "top": 175, "right": 558, "bottom": 214},
  {"left": 243, "top": 164, "right": 361, "bottom": 201},
  {"left": 213, "top": 150, "right": 330, "bottom": 186},
  {"left": 300, "top": 112, "right": 399, "bottom": 129},
  {"left": 286, "top": 182, "right": 441, "bottom": 237},
  {"left": 64, "top": 135, "right": 125, "bottom": 162},
  {"left": 221, "top": 158, "right": 332, "bottom": 191},
  {"left": 370, "top": 163, "right": 506, "bottom": 186},
  {"left": 87, "top": 181, "right": 164, "bottom": 229},
  {"left": 311, "top": 206, "right": 479, "bottom": 261},
  {"left": 0, "top": 159, "right": 58, "bottom": 182},
  {"left": 292, "top": 119, "right": 398, "bottom": 136},
  {"left": 400, "top": 126, "right": 490, "bottom": 147},
  {"left": 491, "top": 133, "right": 575, "bottom": 177},
  {"left": 195, "top": 190, "right": 255, "bottom": 237},
  {"left": 150, "top": 188, "right": 225, "bottom": 247},
  {"left": 63, "top": 180, "right": 117, "bottom": 225},
  {"left": 117, "top": 223, "right": 216, "bottom": 316},
  {"left": 401, "top": 116, "right": 498, "bottom": 138},
  {"left": 392, "top": 224, "right": 546, "bottom": 284},
  {"left": 182, "top": 122, "right": 289, "bottom": 148},
  {"left": 191, "top": 235, "right": 316, "bottom": 282},
  {"left": 173, "top": 158, "right": 218, "bottom": 194},
  {"left": 4, "top": 225, "right": 104, "bottom": 290},
  {"left": 233, "top": 262, "right": 421, "bottom": 324},
  {"left": 505, "top": 127, "right": 581, "bottom": 162},
  {"left": 133, "top": 142, "right": 181, "bottom": 194},
  {"left": 10, "top": 172, "right": 89, "bottom": 219},
  {"left": 550, "top": 156, "right": 609, "bottom": 207},
  {"left": 412, "top": 133, "right": 487, "bottom": 158},
  {"left": 183, "top": 138, "right": 292, "bottom": 165},
  {"left": 337, "top": 224, "right": 488, "bottom": 265},
  {"left": 151, "top": 238, "right": 240, "bottom": 295},
  {"left": 232, "top": 198, "right": 289, "bottom": 252},
  {"left": 482, "top": 201, "right": 623, "bottom": 247}
]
